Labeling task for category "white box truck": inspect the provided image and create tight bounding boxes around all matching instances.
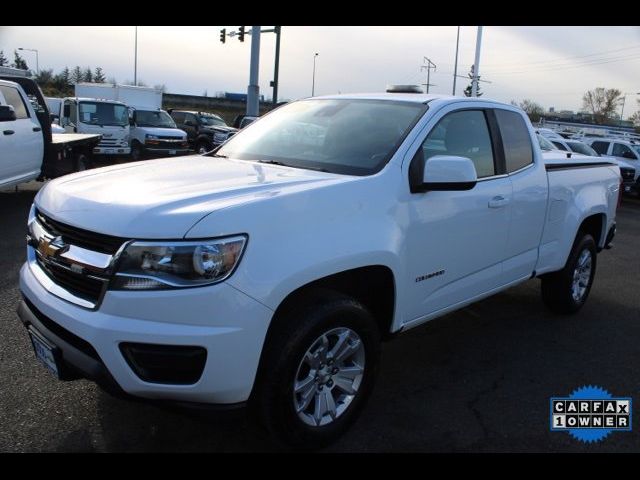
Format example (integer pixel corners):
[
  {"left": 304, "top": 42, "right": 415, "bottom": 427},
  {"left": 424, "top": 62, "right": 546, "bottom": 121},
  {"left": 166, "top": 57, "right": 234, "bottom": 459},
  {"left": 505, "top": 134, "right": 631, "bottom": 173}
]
[
  {"left": 75, "top": 83, "right": 188, "bottom": 160},
  {"left": 51, "top": 85, "right": 131, "bottom": 157}
]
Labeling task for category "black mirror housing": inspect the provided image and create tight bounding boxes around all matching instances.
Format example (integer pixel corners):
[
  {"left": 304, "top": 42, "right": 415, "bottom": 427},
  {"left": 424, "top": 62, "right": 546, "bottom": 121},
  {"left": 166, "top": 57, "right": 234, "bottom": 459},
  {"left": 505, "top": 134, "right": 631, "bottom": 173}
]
[{"left": 0, "top": 105, "right": 17, "bottom": 122}]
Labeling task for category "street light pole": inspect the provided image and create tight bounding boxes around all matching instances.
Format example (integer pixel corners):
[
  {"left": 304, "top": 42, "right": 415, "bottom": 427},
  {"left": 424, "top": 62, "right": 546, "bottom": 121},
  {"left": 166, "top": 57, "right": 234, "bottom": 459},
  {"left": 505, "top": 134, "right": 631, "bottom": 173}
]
[
  {"left": 312, "top": 53, "right": 319, "bottom": 97},
  {"left": 134, "top": 26, "right": 138, "bottom": 86},
  {"left": 18, "top": 47, "right": 38, "bottom": 75}
]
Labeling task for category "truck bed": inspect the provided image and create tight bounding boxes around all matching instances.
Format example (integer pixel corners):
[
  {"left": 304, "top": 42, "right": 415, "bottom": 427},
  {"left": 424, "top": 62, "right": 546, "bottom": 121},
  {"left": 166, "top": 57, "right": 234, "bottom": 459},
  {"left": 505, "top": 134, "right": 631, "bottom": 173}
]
[{"left": 51, "top": 133, "right": 102, "bottom": 149}]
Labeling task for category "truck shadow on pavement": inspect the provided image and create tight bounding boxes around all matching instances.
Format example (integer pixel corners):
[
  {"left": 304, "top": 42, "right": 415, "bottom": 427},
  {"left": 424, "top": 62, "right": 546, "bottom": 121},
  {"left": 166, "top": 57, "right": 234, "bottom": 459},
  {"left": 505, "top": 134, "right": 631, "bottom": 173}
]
[{"left": 93, "top": 283, "right": 640, "bottom": 452}]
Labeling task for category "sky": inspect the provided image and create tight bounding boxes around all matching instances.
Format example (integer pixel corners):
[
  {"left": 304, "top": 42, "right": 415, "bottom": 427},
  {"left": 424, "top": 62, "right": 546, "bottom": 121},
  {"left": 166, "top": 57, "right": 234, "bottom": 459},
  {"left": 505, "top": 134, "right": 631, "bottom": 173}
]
[{"left": 1, "top": 26, "right": 640, "bottom": 118}]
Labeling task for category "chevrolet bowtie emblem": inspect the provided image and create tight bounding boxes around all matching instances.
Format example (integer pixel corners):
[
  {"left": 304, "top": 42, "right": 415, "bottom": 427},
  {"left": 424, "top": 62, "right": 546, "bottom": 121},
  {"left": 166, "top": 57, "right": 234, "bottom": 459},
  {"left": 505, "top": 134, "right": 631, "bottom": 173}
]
[{"left": 37, "top": 236, "right": 69, "bottom": 258}]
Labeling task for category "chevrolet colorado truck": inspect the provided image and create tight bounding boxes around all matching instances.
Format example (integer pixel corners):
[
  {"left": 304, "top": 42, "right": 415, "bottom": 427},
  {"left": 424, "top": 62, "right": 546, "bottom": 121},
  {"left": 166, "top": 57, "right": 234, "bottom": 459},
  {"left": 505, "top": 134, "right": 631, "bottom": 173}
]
[{"left": 18, "top": 93, "right": 620, "bottom": 448}]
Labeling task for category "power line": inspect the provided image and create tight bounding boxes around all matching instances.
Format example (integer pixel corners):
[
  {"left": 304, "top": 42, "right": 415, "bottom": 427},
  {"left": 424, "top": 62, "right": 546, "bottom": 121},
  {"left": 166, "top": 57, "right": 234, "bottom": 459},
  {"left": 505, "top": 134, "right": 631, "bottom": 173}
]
[{"left": 485, "top": 52, "right": 640, "bottom": 76}]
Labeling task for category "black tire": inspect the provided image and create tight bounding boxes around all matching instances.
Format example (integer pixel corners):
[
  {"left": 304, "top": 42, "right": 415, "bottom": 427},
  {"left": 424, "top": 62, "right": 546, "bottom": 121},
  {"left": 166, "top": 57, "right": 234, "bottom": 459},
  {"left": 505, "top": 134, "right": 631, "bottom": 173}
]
[
  {"left": 74, "top": 152, "right": 92, "bottom": 172},
  {"left": 541, "top": 233, "right": 597, "bottom": 314},
  {"left": 130, "top": 142, "right": 143, "bottom": 161},
  {"left": 196, "top": 140, "right": 212, "bottom": 155},
  {"left": 252, "top": 289, "right": 380, "bottom": 449}
]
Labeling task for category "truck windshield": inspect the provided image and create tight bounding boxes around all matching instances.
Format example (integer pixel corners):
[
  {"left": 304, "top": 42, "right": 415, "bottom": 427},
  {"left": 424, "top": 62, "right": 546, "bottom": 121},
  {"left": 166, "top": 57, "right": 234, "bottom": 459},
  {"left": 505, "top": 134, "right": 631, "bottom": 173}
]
[
  {"left": 199, "top": 115, "right": 227, "bottom": 127},
  {"left": 135, "top": 110, "right": 177, "bottom": 128},
  {"left": 216, "top": 99, "right": 427, "bottom": 175},
  {"left": 79, "top": 101, "right": 128, "bottom": 127}
]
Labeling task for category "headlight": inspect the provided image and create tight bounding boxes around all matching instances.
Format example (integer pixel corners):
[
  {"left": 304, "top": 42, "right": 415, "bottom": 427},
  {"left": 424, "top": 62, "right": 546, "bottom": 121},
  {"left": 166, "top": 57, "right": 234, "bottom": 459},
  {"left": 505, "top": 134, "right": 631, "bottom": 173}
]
[
  {"left": 213, "top": 132, "right": 227, "bottom": 143},
  {"left": 111, "top": 235, "right": 247, "bottom": 290},
  {"left": 145, "top": 134, "right": 159, "bottom": 140}
]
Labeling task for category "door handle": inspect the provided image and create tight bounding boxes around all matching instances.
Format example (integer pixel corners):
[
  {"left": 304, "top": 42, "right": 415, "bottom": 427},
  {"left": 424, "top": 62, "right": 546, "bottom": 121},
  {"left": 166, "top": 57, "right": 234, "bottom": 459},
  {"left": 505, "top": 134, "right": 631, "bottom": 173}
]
[
  {"left": 488, "top": 195, "right": 510, "bottom": 208},
  {"left": 33, "top": 127, "right": 42, "bottom": 132},
  {"left": 3, "top": 130, "right": 15, "bottom": 135}
]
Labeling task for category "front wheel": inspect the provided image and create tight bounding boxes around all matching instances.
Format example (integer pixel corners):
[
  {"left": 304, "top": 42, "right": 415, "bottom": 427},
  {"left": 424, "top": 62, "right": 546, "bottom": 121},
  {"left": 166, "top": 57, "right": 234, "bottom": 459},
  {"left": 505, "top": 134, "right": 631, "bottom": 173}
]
[
  {"left": 541, "top": 233, "right": 597, "bottom": 314},
  {"left": 196, "top": 141, "right": 212, "bottom": 155},
  {"left": 253, "top": 290, "right": 380, "bottom": 449}
]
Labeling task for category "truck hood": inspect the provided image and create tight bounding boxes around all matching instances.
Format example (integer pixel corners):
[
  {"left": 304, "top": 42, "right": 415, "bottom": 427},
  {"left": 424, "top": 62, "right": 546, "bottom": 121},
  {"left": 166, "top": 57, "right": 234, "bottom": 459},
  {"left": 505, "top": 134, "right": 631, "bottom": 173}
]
[
  {"left": 202, "top": 125, "right": 237, "bottom": 134},
  {"left": 135, "top": 126, "right": 187, "bottom": 138},
  {"left": 35, "top": 155, "right": 348, "bottom": 238}
]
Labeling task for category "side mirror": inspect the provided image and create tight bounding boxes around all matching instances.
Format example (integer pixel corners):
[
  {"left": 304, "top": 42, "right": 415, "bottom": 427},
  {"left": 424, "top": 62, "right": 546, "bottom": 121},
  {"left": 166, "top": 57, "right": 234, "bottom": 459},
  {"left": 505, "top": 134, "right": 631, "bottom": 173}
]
[
  {"left": 622, "top": 151, "right": 636, "bottom": 160},
  {"left": 184, "top": 119, "right": 196, "bottom": 127},
  {"left": 63, "top": 104, "right": 71, "bottom": 118},
  {"left": 129, "top": 117, "right": 135, "bottom": 126},
  {"left": 0, "top": 105, "right": 17, "bottom": 122},
  {"left": 411, "top": 154, "right": 478, "bottom": 192}
]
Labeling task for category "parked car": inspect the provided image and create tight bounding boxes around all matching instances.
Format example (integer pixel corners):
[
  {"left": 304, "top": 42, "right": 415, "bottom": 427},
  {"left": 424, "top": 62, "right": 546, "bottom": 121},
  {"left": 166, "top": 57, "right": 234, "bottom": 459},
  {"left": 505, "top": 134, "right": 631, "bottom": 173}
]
[
  {"left": 551, "top": 138, "right": 636, "bottom": 193},
  {"left": 535, "top": 127, "right": 564, "bottom": 141},
  {"left": 232, "top": 114, "right": 259, "bottom": 129},
  {"left": 169, "top": 110, "right": 237, "bottom": 154},
  {"left": 128, "top": 108, "right": 189, "bottom": 160},
  {"left": 18, "top": 93, "right": 620, "bottom": 448},
  {"left": 0, "top": 77, "right": 101, "bottom": 189},
  {"left": 583, "top": 137, "right": 640, "bottom": 194}
]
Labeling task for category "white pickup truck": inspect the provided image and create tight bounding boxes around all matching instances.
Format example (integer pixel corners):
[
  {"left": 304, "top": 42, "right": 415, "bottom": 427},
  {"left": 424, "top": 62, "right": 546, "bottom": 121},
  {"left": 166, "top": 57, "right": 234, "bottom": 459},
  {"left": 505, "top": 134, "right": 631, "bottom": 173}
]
[
  {"left": 0, "top": 77, "right": 102, "bottom": 190},
  {"left": 18, "top": 93, "right": 620, "bottom": 448}
]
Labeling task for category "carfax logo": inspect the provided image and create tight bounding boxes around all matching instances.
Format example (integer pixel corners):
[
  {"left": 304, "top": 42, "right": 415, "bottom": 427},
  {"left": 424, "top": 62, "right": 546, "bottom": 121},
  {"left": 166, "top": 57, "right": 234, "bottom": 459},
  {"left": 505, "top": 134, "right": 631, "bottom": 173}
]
[{"left": 550, "top": 385, "right": 632, "bottom": 443}]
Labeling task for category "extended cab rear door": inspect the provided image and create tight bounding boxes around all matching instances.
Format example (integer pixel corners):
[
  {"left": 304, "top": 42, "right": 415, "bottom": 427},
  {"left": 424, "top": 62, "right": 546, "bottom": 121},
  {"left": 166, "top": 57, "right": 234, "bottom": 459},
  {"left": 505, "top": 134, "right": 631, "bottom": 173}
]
[{"left": 492, "top": 108, "right": 548, "bottom": 283}]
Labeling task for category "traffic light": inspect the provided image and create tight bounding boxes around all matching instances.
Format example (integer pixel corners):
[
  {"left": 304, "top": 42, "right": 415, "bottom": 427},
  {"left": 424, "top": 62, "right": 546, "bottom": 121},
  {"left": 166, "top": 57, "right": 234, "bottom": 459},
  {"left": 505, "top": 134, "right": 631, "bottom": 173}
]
[
  {"left": 238, "top": 26, "right": 245, "bottom": 42},
  {"left": 220, "top": 28, "right": 226, "bottom": 44}
]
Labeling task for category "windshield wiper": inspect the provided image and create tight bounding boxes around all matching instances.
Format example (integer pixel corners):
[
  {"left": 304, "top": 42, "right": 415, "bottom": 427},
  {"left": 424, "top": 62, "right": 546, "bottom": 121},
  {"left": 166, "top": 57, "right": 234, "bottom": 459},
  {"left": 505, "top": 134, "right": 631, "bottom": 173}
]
[
  {"left": 257, "top": 160, "right": 289, "bottom": 167},
  {"left": 257, "top": 160, "right": 330, "bottom": 173},
  {"left": 211, "top": 153, "right": 228, "bottom": 158}
]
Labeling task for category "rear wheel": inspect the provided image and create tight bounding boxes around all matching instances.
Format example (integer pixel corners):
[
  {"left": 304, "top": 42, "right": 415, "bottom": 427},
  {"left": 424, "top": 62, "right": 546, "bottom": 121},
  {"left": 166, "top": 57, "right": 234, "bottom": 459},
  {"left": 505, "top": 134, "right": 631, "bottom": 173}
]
[
  {"left": 541, "top": 233, "right": 597, "bottom": 314},
  {"left": 74, "top": 152, "right": 92, "bottom": 172},
  {"left": 253, "top": 290, "right": 380, "bottom": 449}
]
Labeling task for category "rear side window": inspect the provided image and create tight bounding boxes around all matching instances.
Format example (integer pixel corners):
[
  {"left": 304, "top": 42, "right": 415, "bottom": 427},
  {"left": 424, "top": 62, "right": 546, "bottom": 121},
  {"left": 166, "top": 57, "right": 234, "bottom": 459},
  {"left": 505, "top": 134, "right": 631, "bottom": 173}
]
[
  {"left": 590, "top": 141, "right": 610, "bottom": 155},
  {"left": 0, "top": 85, "right": 29, "bottom": 119},
  {"left": 422, "top": 110, "right": 496, "bottom": 178},
  {"left": 495, "top": 109, "right": 533, "bottom": 173},
  {"left": 612, "top": 143, "right": 637, "bottom": 159},
  {"left": 552, "top": 141, "right": 567, "bottom": 151}
]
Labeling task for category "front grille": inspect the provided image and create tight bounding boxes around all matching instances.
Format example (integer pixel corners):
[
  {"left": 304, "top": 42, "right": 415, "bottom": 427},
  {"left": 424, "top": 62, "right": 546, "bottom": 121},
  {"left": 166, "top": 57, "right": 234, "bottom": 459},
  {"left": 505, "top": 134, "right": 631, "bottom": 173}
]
[
  {"left": 36, "top": 210, "right": 126, "bottom": 255},
  {"left": 150, "top": 140, "right": 188, "bottom": 149},
  {"left": 37, "top": 257, "right": 105, "bottom": 303},
  {"left": 98, "top": 138, "right": 119, "bottom": 147}
]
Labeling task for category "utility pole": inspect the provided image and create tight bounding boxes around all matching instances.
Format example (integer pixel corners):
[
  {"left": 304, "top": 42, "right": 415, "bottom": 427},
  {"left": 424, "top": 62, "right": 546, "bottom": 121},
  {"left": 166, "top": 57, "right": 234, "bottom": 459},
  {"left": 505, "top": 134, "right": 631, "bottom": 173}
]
[
  {"left": 272, "top": 26, "right": 281, "bottom": 104},
  {"left": 452, "top": 26, "right": 460, "bottom": 95},
  {"left": 471, "top": 26, "right": 483, "bottom": 97},
  {"left": 312, "top": 53, "right": 319, "bottom": 96},
  {"left": 134, "top": 26, "right": 138, "bottom": 86},
  {"left": 620, "top": 92, "right": 640, "bottom": 120},
  {"left": 420, "top": 57, "right": 436, "bottom": 94},
  {"left": 247, "top": 26, "right": 261, "bottom": 116}
]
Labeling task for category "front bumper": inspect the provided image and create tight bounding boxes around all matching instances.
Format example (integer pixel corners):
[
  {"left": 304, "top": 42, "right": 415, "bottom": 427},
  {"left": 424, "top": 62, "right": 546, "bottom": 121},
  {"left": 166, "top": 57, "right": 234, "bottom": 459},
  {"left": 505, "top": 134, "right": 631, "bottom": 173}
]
[
  {"left": 93, "top": 146, "right": 131, "bottom": 155},
  {"left": 142, "top": 146, "right": 191, "bottom": 156},
  {"left": 19, "top": 261, "right": 273, "bottom": 405}
]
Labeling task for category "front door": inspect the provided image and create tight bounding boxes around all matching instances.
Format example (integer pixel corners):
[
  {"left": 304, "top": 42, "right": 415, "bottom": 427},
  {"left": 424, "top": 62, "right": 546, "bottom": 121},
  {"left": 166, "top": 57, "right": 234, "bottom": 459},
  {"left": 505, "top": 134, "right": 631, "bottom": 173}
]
[{"left": 403, "top": 107, "right": 512, "bottom": 324}]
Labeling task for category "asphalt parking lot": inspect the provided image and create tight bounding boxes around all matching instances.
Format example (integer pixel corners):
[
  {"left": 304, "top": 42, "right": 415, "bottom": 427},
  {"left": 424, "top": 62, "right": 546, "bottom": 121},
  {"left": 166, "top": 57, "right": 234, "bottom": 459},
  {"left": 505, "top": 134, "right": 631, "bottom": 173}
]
[{"left": 1, "top": 181, "right": 639, "bottom": 452}]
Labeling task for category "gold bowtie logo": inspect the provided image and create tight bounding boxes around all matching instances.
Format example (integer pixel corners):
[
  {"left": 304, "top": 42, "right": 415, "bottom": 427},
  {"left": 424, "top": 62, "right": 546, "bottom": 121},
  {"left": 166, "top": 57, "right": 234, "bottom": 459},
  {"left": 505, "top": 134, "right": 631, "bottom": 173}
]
[{"left": 37, "top": 236, "right": 69, "bottom": 258}]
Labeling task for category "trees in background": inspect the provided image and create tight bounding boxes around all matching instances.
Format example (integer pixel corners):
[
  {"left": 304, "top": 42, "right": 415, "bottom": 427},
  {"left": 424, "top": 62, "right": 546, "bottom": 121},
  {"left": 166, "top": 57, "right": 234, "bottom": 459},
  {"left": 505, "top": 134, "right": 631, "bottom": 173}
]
[
  {"left": 511, "top": 99, "right": 545, "bottom": 123},
  {"left": 582, "top": 87, "right": 623, "bottom": 124}
]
